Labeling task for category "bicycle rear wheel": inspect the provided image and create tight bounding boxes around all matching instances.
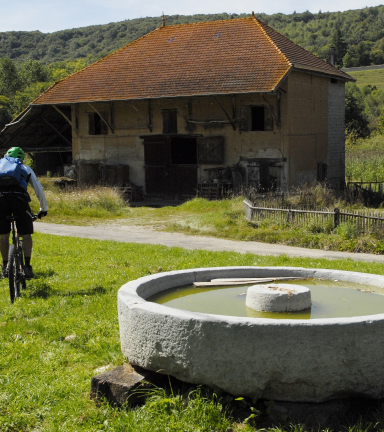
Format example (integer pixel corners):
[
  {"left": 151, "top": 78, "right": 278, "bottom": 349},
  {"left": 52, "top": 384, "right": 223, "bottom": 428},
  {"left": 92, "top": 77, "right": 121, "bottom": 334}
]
[
  {"left": 14, "top": 247, "right": 23, "bottom": 296},
  {"left": 19, "top": 243, "right": 26, "bottom": 290},
  {"left": 8, "top": 245, "right": 22, "bottom": 303},
  {"left": 8, "top": 245, "right": 16, "bottom": 303}
]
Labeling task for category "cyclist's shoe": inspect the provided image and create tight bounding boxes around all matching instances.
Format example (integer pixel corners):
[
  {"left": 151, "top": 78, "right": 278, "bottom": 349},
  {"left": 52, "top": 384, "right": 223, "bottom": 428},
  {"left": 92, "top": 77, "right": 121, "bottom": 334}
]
[
  {"left": 1, "top": 265, "right": 8, "bottom": 279},
  {"left": 23, "top": 265, "right": 35, "bottom": 280}
]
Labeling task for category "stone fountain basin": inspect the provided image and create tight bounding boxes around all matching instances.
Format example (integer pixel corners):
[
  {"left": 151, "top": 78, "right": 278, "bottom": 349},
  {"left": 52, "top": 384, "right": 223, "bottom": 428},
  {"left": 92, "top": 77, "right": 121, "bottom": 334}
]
[{"left": 118, "top": 266, "right": 384, "bottom": 402}]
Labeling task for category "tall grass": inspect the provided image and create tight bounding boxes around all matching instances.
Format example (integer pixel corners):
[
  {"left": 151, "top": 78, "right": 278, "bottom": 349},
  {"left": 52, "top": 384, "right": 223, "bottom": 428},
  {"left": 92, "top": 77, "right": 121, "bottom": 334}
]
[
  {"left": 346, "top": 134, "right": 384, "bottom": 181},
  {"left": 29, "top": 180, "right": 128, "bottom": 219}
]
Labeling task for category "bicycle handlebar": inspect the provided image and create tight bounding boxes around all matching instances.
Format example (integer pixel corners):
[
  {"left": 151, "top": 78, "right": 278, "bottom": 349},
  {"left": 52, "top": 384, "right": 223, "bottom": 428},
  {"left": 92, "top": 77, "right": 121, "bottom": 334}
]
[{"left": 6, "top": 214, "right": 40, "bottom": 222}]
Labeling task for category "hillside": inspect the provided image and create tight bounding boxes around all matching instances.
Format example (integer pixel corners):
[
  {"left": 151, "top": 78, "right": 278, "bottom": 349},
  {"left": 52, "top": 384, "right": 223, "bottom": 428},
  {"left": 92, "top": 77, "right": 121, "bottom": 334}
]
[
  {"left": 347, "top": 68, "right": 384, "bottom": 91},
  {"left": 1, "top": 7, "right": 384, "bottom": 67}
]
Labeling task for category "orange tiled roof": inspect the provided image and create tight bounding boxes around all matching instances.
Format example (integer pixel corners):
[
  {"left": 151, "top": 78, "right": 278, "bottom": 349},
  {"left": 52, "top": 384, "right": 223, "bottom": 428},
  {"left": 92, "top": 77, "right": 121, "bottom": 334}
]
[{"left": 33, "top": 17, "right": 354, "bottom": 105}]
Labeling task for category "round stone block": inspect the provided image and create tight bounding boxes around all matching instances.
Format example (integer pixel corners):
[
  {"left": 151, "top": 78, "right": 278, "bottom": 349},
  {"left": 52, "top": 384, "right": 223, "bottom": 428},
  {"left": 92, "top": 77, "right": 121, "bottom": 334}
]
[{"left": 246, "top": 283, "right": 311, "bottom": 312}]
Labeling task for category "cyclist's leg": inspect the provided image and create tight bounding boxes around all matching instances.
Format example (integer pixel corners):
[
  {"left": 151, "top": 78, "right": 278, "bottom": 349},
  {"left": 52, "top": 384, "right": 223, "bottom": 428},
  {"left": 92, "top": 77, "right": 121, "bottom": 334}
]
[
  {"left": 12, "top": 196, "right": 34, "bottom": 279},
  {"left": 21, "top": 235, "right": 32, "bottom": 258},
  {"left": 0, "top": 195, "right": 11, "bottom": 278},
  {"left": 1, "top": 234, "right": 10, "bottom": 262}
]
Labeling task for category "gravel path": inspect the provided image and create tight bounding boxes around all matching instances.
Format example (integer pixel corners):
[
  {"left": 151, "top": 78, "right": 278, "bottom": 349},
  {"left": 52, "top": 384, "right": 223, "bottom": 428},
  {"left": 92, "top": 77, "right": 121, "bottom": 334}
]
[{"left": 33, "top": 222, "right": 384, "bottom": 263}]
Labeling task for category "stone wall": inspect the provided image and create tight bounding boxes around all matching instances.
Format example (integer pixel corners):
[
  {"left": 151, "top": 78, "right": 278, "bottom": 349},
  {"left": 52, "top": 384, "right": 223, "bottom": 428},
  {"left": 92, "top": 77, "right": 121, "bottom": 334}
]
[{"left": 327, "top": 82, "right": 345, "bottom": 189}]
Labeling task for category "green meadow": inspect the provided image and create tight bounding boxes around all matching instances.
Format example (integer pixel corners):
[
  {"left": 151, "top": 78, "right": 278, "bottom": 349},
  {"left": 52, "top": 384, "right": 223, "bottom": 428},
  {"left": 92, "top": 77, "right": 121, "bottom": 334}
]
[
  {"left": 2, "top": 233, "right": 384, "bottom": 431},
  {"left": 347, "top": 68, "right": 384, "bottom": 91}
]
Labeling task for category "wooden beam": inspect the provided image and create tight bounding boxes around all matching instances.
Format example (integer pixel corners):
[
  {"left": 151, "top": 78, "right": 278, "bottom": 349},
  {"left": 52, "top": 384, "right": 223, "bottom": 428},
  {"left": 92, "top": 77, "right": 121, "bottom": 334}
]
[
  {"left": 262, "top": 95, "right": 280, "bottom": 130},
  {"left": 147, "top": 100, "right": 152, "bottom": 133},
  {"left": 52, "top": 105, "right": 74, "bottom": 130},
  {"left": 88, "top": 103, "right": 114, "bottom": 134},
  {"left": 213, "top": 95, "right": 236, "bottom": 131},
  {"left": 170, "top": 98, "right": 190, "bottom": 127},
  {"left": 232, "top": 95, "right": 236, "bottom": 130},
  {"left": 40, "top": 116, "right": 72, "bottom": 146},
  {"left": 0, "top": 147, "right": 71, "bottom": 153},
  {"left": 130, "top": 102, "right": 152, "bottom": 132}
]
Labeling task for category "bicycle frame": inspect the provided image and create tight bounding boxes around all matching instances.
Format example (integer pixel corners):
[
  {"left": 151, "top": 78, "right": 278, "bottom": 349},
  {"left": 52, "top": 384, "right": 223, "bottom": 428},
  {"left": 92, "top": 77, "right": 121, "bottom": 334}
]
[
  {"left": 7, "top": 213, "right": 39, "bottom": 303},
  {"left": 8, "top": 216, "right": 26, "bottom": 303}
]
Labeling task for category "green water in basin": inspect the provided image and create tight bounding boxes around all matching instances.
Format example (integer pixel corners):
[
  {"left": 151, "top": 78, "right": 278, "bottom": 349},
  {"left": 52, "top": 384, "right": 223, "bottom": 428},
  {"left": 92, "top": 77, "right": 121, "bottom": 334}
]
[{"left": 148, "top": 279, "right": 384, "bottom": 319}]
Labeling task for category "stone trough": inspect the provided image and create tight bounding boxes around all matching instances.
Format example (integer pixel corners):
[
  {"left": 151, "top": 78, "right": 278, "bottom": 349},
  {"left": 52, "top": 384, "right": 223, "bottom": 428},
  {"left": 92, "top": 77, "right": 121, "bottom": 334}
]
[{"left": 117, "top": 266, "right": 384, "bottom": 402}]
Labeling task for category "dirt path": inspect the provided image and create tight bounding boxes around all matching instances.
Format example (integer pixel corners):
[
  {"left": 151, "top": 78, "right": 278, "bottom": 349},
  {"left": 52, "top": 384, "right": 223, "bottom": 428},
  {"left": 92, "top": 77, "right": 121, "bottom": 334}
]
[{"left": 34, "top": 221, "right": 384, "bottom": 263}]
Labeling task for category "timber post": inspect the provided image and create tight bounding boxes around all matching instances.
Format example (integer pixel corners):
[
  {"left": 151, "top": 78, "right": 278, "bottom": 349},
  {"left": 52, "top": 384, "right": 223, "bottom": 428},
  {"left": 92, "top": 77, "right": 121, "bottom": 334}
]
[{"left": 334, "top": 208, "right": 340, "bottom": 228}]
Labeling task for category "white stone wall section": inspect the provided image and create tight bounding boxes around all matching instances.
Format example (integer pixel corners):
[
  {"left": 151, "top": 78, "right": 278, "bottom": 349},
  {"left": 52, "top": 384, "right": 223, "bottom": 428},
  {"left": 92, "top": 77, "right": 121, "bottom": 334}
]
[{"left": 327, "top": 82, "right": 346, "bottom": 189}]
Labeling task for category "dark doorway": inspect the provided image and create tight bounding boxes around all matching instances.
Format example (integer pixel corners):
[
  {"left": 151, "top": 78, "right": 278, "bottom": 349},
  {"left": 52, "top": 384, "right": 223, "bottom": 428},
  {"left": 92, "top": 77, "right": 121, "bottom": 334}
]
[
  {"left": 33, "top": 151, "right": 72, "bottom": 176},
  {"left": 143, "top": 136, "right": 197, "bottom": 198},
  {"left": 171, "top": 137, "right": 197, "bottom": 164}
]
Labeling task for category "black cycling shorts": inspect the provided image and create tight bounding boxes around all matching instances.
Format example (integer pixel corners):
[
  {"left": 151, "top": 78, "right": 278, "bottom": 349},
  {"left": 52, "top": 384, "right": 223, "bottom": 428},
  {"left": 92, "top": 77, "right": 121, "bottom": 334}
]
[{"left": 0, "top": 193, "right": 34, "bottom": 235}]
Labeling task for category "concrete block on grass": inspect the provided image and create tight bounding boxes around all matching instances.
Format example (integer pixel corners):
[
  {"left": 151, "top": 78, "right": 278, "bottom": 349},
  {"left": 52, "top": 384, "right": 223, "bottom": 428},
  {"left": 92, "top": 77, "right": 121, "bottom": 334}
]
[{"left": 90, "top": 363, "right": 165, "bottom": 406}]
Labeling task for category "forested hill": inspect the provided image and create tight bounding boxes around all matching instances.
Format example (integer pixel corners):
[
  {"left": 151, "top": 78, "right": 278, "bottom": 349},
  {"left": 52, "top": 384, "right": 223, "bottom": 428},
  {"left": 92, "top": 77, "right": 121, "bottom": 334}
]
[{"left": 2, "top": 6, "right": 384, "bottom": 68}]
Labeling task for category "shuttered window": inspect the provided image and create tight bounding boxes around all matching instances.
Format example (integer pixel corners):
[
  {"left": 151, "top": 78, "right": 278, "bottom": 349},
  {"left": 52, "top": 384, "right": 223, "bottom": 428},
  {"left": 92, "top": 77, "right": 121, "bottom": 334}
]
[
  {"left": 197, "top": 136, "right": 224, "bottom": 164},
  {"left": 162, "top": 109, "right": 177, "bottom": 133},
  {"left": 88, "top": 112, "right": 108, "bottom": 135},
  {"left": 238, "top": 106, "right": 274, "bottom": 131}
]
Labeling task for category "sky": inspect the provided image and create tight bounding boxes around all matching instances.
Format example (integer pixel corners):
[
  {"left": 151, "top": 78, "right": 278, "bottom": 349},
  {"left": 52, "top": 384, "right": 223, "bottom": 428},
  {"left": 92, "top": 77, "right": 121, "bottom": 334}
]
[{"left": 0, "top": 0, "right": 383, "bottom": 33}]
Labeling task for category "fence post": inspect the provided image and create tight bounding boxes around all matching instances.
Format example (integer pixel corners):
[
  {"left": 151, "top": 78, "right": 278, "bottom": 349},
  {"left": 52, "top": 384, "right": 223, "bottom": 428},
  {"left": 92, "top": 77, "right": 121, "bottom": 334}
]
[{"left": 334, "top": 208, "right": 340, "bottom": 228}]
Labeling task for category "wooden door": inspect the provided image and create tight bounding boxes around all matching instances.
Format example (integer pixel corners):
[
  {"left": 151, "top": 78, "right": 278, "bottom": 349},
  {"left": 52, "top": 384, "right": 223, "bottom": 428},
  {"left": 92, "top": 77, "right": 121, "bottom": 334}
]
[
  {"left": 144, "top": 136, "right": 197, "bottom": 197},
  {"left": 144, "top": 136, "right": 172, "bottom": 195}
]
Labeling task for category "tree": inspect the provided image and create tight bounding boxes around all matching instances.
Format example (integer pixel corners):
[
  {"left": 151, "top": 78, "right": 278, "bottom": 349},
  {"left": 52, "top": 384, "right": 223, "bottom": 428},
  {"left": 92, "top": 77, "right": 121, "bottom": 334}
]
[
  {"left": 0, "top": 95, "right": 12, "bottom": 129},
  {"left": 343, "top": 51, "right": 357, "bottom": 67},
  {"left": 0, "top": 57, "right": 22, "bottom": 98},
  {"left": 345, "top": 84, "right": 370, "bottom": 138},
  {"left": 331, "top": 27, "right": 347, "bottom": 67},
  {"left": 18, "top": 60, "right": 51, "bottom": 86},
  {"left": 11, "top": 82, "right": 51, "bottom": 117}
]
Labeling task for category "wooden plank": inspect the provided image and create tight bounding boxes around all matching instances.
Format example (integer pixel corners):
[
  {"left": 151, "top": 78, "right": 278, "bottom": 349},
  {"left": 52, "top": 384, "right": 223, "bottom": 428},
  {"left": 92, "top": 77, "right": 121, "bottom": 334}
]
[
  {"left": 194, "top": 280, "right": 274, "bottom": 287},
  {"left": 211, "top": 277, "right": 304, "bottom": 283},
  {"left": 193, "top": 277, "right": 304, "bottom": 287}
]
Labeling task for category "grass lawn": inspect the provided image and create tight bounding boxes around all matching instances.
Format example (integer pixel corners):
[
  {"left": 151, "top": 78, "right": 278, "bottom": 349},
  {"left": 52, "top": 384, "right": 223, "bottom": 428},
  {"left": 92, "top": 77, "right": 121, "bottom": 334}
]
[
  {"left": 346, "top": 134, "right": 384, "bottom": 182},
  {"left": 24, "top": 179, "right": 384, "bottom": 255},
  {"left": 2, "top": 233, "right": 384, "bottom": 431},
  {"left": 347, "top": 68, "right": 384, "bottom": 91}
]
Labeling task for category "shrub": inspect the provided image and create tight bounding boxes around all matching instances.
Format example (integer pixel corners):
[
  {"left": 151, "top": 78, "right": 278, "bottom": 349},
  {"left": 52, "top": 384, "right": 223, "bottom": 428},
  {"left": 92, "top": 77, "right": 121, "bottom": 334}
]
[{"left": 335, "top": 221, "right": 360, "bottom": 239}]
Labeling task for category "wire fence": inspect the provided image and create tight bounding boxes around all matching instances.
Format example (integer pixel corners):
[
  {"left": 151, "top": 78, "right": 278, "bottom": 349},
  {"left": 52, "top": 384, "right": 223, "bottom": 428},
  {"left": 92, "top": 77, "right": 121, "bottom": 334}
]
[{"left": 244, "top": 198, "right": 384, "bottom": 232}]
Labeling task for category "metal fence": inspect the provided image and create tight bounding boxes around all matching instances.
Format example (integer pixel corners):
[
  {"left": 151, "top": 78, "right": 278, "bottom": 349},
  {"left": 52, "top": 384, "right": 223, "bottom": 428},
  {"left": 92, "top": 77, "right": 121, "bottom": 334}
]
[{"left": 244, "top": 198, "right": 384, "bottom": 232}]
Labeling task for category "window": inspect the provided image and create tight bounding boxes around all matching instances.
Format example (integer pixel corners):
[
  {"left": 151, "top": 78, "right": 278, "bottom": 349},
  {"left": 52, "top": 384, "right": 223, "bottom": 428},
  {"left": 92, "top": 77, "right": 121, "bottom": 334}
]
[
  {"left": 197, "top": 136, "right": 224, "bottom": 164},
  {"left": 88, "top": 112, "right": 108, "bottom": 135},
  {"left": 162, "top": 109, "right": 177, "bottom": 133},
  {"left": 317, "top": 162, "right": 327, "bottom": 181},
  {"left": 251, "top": 106, "right": 265, "bottom": 131},
  {"left": 239, "top": 106, "right": 273, "bottom": 131}
]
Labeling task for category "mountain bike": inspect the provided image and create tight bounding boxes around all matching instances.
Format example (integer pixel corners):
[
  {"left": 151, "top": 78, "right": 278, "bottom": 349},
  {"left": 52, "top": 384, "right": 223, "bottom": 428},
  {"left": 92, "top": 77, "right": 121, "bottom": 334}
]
[{"left": 7, "top": 214, "right": 37, "bottom": 303}]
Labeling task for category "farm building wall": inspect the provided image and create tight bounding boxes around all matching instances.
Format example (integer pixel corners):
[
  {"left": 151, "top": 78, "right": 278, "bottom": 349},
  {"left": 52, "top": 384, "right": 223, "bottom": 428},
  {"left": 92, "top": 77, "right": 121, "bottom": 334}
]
[
  {"left": 284, "top": 71, "right": 329, "bottom": 188},
  {"left": 70, "top": 71, "right": 345, "bottom": 194}
]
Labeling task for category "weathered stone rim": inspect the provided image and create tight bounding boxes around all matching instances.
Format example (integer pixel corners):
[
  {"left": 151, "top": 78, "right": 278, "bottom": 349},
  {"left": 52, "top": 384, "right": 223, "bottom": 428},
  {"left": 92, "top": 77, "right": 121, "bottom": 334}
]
[
  {"left": 118, "top": 266, "right": 384, "bottom": 324},
  {"left": 118, "top": 266, "right": 384, "bottom": 402}
]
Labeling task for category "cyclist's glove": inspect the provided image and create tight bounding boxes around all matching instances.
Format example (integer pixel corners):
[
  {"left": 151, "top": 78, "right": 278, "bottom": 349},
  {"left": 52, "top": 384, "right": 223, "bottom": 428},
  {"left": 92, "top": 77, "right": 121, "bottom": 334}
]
[{"left": 37, "top": 210, "right": 48, "bottom": 219}]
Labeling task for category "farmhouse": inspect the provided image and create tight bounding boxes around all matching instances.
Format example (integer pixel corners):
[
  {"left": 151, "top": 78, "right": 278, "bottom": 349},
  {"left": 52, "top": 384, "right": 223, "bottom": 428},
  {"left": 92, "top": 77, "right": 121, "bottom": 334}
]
[{"left": 0, "top": 15, "right": 354, "bottom": 197}]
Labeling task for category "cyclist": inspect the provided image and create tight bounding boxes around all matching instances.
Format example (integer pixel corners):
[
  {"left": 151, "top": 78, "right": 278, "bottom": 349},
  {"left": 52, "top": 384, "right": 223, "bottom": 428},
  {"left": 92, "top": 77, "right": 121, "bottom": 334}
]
[{"left": 0, "top": 147, "right": 48, "bottom": 279}]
